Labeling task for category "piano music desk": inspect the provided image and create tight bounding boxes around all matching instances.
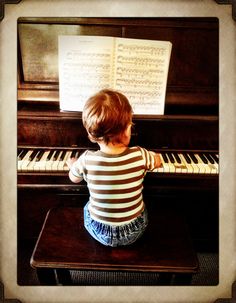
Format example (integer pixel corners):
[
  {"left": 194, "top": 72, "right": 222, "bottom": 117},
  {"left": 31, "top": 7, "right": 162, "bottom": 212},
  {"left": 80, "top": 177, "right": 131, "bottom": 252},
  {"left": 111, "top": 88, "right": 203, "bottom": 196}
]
[{"left": 30, "top": 206, "right": 199, "bottom": 285}]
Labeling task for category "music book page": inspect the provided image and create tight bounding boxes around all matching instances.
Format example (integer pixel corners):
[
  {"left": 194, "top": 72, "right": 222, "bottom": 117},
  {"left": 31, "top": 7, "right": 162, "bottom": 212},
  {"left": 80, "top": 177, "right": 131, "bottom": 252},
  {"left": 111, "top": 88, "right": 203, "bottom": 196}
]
[{"left": 59, "top": 35, "right": 172, "bottom": 114}]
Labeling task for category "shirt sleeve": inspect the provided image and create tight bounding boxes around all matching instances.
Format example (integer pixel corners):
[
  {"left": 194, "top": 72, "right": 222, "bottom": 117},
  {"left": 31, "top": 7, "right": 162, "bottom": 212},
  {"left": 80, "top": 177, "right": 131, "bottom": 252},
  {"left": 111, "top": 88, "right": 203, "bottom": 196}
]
[
  {"left": 139, "top": 147, "right": 157, "bottom": 172},
  {"left": 70, "top": 151, "right": 87, "bottom": 179}
]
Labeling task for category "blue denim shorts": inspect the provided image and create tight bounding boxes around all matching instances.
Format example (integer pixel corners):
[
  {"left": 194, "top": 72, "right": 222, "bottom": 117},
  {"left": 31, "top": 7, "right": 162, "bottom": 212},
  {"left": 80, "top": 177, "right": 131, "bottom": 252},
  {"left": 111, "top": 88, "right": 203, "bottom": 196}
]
[{"left": 84, "top": 202, "right": 148, "bottom": 247}]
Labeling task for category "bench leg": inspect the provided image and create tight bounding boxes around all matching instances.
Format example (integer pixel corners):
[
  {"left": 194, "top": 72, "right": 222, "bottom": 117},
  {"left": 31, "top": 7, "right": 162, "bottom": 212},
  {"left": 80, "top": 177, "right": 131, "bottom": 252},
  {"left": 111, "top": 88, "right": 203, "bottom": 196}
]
[
  {"left": 158, "top": 273, "right": 173, "bottom": 285},
  {"left": 56, "top": 269, "right": 72, "bottom": 285},
  {"left": 158, "top": 273, "right": 193, "bottom": 285},
  {"left": 173, "top": 273, "right": 193, "bottom": 285},
  {"left": 36, "top": 268, "right": 57, "bottom": 285},
  {"left": 36, "top": 268, "right": 72, "bottom": 285}
]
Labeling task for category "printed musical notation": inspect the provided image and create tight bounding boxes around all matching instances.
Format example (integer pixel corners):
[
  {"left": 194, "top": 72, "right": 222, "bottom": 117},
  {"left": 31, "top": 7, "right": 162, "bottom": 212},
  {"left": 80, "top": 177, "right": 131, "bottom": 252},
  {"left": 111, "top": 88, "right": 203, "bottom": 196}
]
[{"left": 59, "top": 35, "right": 172, "bottom": 114}]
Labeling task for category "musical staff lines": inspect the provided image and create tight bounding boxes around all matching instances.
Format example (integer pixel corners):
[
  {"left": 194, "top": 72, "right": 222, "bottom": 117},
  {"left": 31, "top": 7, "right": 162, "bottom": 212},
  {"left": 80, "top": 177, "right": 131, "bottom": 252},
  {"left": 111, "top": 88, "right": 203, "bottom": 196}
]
[
  {"left": 114, "top": 38, "right": 171, "bottom": 114},
  {"left": 59, "top": 35, "right": 172, "bottom": 114}
]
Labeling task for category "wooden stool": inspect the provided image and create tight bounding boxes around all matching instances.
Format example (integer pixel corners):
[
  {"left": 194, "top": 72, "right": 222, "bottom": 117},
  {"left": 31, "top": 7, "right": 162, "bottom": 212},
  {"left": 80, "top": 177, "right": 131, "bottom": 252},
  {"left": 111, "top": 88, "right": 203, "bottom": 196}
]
[{"left": 30, "top": 206, "right": 199, "bottom": 285}]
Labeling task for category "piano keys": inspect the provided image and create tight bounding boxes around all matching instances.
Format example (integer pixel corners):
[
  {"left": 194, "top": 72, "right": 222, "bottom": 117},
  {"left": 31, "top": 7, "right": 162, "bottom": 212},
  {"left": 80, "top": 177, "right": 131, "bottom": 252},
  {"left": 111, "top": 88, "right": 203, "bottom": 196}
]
[{"left": 17, "top": 147, "right": 219, "bottom": 174}]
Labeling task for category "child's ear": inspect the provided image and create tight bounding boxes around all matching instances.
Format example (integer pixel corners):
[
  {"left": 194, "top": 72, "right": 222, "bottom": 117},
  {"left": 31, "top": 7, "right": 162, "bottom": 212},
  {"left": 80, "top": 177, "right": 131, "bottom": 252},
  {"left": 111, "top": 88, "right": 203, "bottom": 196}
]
[{"left": 124, "top": 124, "right": 132, "bottom": 137}]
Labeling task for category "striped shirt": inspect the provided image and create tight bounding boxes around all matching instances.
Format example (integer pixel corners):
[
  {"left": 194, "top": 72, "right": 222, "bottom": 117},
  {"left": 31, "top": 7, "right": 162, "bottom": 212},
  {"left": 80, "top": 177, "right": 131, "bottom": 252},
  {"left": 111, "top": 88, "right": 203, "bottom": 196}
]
[{"left": 71, "top": 146, "right": 157, "bottom": 226}]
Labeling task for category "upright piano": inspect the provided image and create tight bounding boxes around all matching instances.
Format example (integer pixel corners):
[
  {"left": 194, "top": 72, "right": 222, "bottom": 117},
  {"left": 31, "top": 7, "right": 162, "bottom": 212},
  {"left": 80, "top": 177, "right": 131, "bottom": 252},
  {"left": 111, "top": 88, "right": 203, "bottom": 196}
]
[{"left": 17, "top": 18, "right": 219, "bottom": 259}]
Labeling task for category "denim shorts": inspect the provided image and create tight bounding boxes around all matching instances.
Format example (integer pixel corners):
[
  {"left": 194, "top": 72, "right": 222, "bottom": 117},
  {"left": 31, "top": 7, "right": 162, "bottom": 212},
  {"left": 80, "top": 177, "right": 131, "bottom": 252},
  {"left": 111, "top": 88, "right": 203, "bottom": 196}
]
[{"left": 84, "top": 202, "right": 148, "bottom": 247}]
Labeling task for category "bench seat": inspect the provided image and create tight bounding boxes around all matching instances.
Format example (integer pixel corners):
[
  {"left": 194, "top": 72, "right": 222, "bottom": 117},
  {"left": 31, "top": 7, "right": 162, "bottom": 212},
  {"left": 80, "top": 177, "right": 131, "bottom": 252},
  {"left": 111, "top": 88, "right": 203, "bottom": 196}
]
[{"left": 30, "top": 206, "right": 198, "bottom": 285}]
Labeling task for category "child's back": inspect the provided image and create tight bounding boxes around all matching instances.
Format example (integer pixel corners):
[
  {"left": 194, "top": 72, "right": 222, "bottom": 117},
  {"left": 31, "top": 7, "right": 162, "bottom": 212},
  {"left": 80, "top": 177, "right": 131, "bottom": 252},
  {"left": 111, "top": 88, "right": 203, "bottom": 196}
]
[{"left": 67, "top": 89, "right": 162, "bottom": 246}]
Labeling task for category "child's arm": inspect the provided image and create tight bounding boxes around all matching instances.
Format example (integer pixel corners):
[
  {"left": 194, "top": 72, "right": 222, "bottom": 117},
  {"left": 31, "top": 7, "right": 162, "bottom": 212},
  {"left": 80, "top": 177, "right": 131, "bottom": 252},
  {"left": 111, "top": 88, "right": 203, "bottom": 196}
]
[
  {"left": 140, "top": 147, "right": 163, "bottom": 171},
  {"left": 66, "top": 158, "right": 83, "bottom": 183},
  {"left": 68, "top": 170, "right": 83, "bottom": 183}
]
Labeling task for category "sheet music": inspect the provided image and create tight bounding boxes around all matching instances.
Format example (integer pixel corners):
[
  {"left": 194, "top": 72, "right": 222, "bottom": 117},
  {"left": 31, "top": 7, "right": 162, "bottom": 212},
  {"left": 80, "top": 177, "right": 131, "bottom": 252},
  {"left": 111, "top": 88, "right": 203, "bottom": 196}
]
[
  {"left": 59, "top": 35, "right": 172, "bottom": 114},
  {"left": 59, "top": 36, "right": 113, "bottom": 111},
  {"left": 114, "top": 38, "right": 172, "bottom": 115}
]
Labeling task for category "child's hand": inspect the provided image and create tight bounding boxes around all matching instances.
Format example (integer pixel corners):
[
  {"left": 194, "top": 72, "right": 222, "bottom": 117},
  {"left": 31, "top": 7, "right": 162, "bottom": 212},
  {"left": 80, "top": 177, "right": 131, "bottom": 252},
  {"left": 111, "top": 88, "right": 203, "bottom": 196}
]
[
  {"left": 66, "top": 157, "right": 77, "bottom": 169},
  {"left": 155, "top": 153, "right": 163, "bottom": 168},
  {"left": 150, "top": 151, "right": 162, "bottom": 168}
]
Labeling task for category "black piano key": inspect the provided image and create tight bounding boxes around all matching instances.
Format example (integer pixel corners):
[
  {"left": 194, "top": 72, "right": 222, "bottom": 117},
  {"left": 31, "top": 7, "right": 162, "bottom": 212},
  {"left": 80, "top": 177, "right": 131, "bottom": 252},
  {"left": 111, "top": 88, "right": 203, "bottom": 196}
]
[
  {"left": 71, "top": 150, "right": 77, "bottom": 158},
  {"left": 18, "top": 149, "right": 23, "bottom": 156},
  {"left": 161, "top": 153, "right": 169, "bottom": 163},
  {"left": 210, "top": 153, "right": 219, "bottom": 163},
  {"left": 53, "top": 150, "right": 61, "bottom": 161},
  {"left": 35, "top": 150, "right": 45, "bottom": 161},
  {"left": 59, "top": 150, "right": 67, "bottom": 161},
  {"left": 46, "top": 150, "right": 54, "bottom": 161},
  {"left": 182, "top": 153, "right": 191, "bottom": 164},
  {"left": 199, "top": 153, "right": 208, "bottom": 164},
  {"left": 17, "top": 149, "right": 23, "bottom": 159},
  {"left": 29, "top": 149, "right": 39, "bottom": 161},
  {"left": 204, "top": 153, "right": 215, "bottom": 164},
  {"left": 18, "top": 149, "right": 28, "bottom": 160},
  {"left": 188, "top": 153, "right": 198, "bottom": 164},
  {"left": 167, "top": 152, "right": 175, "bottom": 163},
  {"left": 173, "top": 152, "right": 181, "bottom": 164}
]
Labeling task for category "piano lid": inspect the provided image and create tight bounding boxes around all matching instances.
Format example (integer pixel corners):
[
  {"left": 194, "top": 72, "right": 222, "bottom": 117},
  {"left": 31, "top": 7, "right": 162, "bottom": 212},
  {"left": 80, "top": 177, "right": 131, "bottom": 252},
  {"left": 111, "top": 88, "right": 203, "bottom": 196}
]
[{"left": 17, "top": 17, "right": 219, "bottom": 116}]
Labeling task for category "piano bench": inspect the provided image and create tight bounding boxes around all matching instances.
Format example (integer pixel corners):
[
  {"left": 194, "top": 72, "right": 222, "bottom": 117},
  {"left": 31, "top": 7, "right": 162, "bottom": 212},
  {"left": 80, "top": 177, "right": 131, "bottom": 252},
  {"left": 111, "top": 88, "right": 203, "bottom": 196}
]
[{"left": 30, "top": 206, "right": 199, "bottom": 285}]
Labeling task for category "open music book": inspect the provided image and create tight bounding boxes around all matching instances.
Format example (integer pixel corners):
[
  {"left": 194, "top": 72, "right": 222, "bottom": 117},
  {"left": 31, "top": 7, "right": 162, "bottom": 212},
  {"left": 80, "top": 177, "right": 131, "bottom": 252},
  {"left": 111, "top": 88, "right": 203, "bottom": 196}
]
[{"left": 58, "top": 35, "right": 172, "bottom": 115}]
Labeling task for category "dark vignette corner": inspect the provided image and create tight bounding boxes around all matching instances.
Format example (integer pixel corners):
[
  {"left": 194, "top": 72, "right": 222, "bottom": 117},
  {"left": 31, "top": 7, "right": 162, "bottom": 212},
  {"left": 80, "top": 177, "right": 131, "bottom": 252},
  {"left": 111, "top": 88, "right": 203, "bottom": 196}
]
[
  {"left": 0, "top": 0, "right": 22, "bottom": 22},
  {"left": 214, "top": 281, "right": 236, "bottom": 303},
  {"left": 0, "top": 282, "right": 22, "bottom": 303},
  {"left": 215, "top": 0, "right": 236, "bottom": 21}
]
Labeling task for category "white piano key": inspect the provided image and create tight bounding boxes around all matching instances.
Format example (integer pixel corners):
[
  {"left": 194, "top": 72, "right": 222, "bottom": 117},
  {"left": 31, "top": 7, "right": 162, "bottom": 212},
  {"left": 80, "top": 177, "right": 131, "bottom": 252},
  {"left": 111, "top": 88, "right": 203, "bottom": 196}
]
[
  {"left": 176, "top": 153, "right": 188, "bottom": 174},
  {"left": 45, "top": 150, "right": 56, "bottom": 171},
  {"left": 205, "top": 153, "right": 218, "bottom": 174},
  {"left": 182, "top": 156, "right": 194, "bottom": 173},
  {"left": 63, "top": 151, "right": 72, "bottom": 171},
  {"left": 58, "top": 150, "right": 69, "bottom": 171},
  {"left": 194, "top": 154, "right": 206, "bottom": 174},
  {"left": 154, "top": 166, "right": 164, "bottom": 173},
  {"left": 159, "top": 154, "right": 170, "bottom": 173},
  {"left": 20, "top": 150, "right": 34, "bottom": 171},
  {"left": 18, "top": 150, "right": 29, "bottom": 171},
  {"left": 27, "top": 155, "right": 37, "bottom": 171},
  {"left": 164, "top": 153, "right": 176, "bottom": 173},
  {"left": 201, "top": 159, "right": 212, "bottom": 174},
  {"left": 37, "top": 150, "right": 51, "bottom": 171},
  {"left": 205, "top": 155, "right": 218, "bottom": 174},
  {"left": 171, "top": 153, "right": 187, "bottom": 173},
  {"left": 186, "top": 153, "right": 200, "bottom": 174},
  {"left": 199, "top": 153, "right": 215, "bottom": 174},
  {"left": 51, "top": 151, "right": 63, "bottom": 171},
  {"left": 208, "top": 163, "right": 218, "bottom": 174},
  {"left": 196, "top": 154, "right": 215, "bottom": 174},
  {"left": 31, "top": 150, "right": 44, "bottom": 171}
]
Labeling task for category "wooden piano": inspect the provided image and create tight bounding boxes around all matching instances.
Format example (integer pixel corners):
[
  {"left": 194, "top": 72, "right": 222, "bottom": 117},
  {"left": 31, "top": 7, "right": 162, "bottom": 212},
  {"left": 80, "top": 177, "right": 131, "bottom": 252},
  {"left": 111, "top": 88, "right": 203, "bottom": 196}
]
[{"left": 17, "top": 17, "right": 219, "bottom": 281}]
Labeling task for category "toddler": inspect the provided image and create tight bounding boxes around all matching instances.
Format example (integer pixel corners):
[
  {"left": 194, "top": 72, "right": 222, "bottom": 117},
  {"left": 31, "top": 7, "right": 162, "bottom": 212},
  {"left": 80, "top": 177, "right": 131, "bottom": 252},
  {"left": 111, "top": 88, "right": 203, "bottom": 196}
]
[{"left": 67, "top": 89, "right": 162, "bottom": 247}]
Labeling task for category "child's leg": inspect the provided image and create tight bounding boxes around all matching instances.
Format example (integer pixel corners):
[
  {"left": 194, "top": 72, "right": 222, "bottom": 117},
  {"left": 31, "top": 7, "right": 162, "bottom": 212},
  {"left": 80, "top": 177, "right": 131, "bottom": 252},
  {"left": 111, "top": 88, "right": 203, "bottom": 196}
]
[
  {"left": 116, "top": 208, "right": 148, "bottom": 246},
  {"left": 83, "top": 202, "right": 114, "bottom": 246}
]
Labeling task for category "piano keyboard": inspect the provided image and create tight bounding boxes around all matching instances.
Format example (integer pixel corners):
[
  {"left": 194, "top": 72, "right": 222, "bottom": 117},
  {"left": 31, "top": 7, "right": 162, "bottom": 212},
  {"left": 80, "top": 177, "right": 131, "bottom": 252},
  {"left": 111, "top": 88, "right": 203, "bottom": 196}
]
[{"left": 17, "top": 148, "right": 219, "bottom": 174}]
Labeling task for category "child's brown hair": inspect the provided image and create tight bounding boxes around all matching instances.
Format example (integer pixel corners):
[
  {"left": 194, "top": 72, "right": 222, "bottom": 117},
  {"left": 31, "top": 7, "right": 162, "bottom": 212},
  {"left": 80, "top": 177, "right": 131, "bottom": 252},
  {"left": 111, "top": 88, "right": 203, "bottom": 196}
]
[{"left": 82, "top": 89, "right": 133, "bottom": 144}]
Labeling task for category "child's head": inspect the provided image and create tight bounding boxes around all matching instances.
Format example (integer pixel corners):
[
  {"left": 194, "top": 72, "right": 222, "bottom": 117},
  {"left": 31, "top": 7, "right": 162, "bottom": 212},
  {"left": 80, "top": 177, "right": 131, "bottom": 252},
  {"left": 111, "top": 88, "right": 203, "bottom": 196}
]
[{"left": 82, "top": 89, "right": 133, "bottom": 145}]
